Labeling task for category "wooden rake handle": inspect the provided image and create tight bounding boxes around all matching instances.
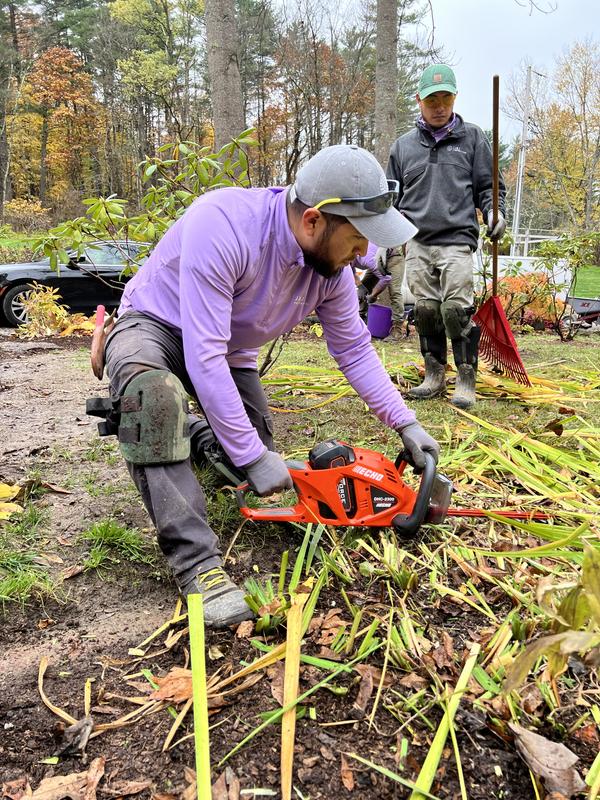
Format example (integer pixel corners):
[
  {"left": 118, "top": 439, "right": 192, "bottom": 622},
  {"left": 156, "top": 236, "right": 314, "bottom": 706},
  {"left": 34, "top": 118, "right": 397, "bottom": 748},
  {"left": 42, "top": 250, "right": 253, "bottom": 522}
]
[{"left": 492, "top": 75, "right": 500, "bottom": 297}]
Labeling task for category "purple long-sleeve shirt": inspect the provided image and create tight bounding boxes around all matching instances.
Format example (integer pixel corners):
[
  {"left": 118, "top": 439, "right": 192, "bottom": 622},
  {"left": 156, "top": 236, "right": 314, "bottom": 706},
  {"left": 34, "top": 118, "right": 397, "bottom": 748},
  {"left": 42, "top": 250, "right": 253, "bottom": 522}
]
[{"left": 119, "top": 187, "right": 416, "bottom": 466}]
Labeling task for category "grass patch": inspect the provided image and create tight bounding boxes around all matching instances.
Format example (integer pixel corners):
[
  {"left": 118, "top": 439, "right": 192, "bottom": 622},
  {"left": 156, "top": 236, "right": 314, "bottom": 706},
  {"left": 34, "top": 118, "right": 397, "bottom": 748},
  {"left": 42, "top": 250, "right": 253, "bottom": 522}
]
[
  {"left": 81, "top": 472, "right": 125, "bottom": 497},
  {"left": 3, "top": 502, "right": 49, "bottom": 543},
  {"left": 0, "top": 502, "right": 57, "bottom": 606},
  {"left": 79, "top": 519, "right": 157, "bottom": 572},
  {"left": 84, "top": 436, "right": 121, "bottom": 465},
  {"left": 570, "top": 265, "right": 600, "bottom": 298}
]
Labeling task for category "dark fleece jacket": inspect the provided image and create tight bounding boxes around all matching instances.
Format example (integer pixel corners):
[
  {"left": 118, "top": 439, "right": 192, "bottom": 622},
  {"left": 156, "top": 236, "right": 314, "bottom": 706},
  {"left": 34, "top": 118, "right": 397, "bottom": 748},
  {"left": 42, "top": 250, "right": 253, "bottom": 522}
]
[{"left": 386, "top": 114, "right": 506, "bottom": 251}]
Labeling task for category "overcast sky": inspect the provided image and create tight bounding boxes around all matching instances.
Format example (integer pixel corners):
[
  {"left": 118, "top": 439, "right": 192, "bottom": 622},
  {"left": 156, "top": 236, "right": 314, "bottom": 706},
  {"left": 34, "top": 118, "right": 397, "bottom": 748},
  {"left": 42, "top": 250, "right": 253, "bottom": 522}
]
[{"left": 429, "top": 0, "right": 597, "bottom": 141}]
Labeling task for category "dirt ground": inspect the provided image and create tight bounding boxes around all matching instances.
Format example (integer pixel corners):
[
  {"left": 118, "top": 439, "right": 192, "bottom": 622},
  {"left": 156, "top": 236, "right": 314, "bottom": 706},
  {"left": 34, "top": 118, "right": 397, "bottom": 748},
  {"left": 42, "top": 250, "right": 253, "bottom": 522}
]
[{"left": 0, "top": 327, "right": 594, "bottom": 799}]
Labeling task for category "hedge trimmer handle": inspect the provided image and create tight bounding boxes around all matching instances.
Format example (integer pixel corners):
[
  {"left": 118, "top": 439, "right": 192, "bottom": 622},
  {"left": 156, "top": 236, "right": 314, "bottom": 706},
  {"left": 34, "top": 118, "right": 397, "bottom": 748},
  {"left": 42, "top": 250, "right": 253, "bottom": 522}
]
[{"left": 392, "top": 451, "right": 438, "bottom": 538}]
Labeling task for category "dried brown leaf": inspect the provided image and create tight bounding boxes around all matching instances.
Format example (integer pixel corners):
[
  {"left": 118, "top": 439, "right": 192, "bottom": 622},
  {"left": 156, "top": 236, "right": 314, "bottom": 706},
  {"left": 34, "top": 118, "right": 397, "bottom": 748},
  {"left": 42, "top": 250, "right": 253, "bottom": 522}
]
[
  {"left": 82, "top": 757, "right": 105, "bottom": 800},
  {"left": 509, "top": 722, "right": 585, "bottom": 797},
  {"left": 521, "top": 686, "right": 544, "bottom": 715},
  {"left": 353, "top": 663, "right": 393, "bottom": 687},
  {"left": 319, "top": 746, "right": 335, "bottom": 762},
  {"left": 316, "top": 646, "right": 342, "bottom": 661},
  {"left": 398, "top": 672, "right": 428, "bottom": 690},
  {"left": 210, "top": 768, "right": 239, "bottom": 800},
  {"left": 102, "top": 781, "right": 152, "bottom": 798},
  {"left": 268, "top": 661, "right": 285, "bottom": 706},
  {"left": 210, "top": 773, "right": 228, "bottom": 800},
  {"left": 30, "top": 757, "right": 105, "bottom": 800},
  {"left": 340, "top": 754, "right": 354, "bottom": 792},
  {"left": 572, "top": 723, "right": 599, "bottom": 745},
  {"left": 2, "top": 778, "right": 31, "bottom": 800},
  {"left": 235, "top": 620, "right": 254, "bottom": 638},
  {"left": 431, "top": 631, "right": 455, "bottom": 670},
  {"left": 61, "top": 565, "right": 84, "bottom": 580},
  {"left": 350, "top": 665, "right": 374, "bottom": 719},
  {"left": 150, "top": 668, "right": 192, "bottom": 703},
  {"left": 258, "top": 598, "right": 284, "bottom": 616}
]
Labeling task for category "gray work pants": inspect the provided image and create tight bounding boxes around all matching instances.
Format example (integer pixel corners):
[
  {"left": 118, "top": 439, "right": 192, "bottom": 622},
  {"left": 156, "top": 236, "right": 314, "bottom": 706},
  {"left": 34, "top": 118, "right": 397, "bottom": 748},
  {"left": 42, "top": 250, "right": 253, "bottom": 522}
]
[
  {"left": 405, "top": 241, "right": 475, "bottom": 307},
  {"left": 104, "top": 312, "right": 274, "bottom": 587},
  {"left": 387, "top": 249, "right": 406, "bottom": 322}
]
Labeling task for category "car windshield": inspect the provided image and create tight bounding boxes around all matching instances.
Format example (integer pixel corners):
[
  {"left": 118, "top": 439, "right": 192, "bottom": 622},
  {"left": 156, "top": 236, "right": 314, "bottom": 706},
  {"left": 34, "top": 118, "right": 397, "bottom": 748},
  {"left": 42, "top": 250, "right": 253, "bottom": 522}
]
[{"left": 31, "top": 242, "right": 143, "bottom": 266}]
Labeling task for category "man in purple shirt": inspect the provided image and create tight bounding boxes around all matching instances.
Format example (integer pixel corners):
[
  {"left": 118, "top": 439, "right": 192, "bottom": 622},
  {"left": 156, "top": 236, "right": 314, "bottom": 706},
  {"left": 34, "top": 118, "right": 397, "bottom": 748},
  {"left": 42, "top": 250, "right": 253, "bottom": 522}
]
[
  {"left": 353, "top": 243, "right": 406, "bottom": 328},
  {"left": 102, "top": 144, "right": 439, "bottom": 628}
]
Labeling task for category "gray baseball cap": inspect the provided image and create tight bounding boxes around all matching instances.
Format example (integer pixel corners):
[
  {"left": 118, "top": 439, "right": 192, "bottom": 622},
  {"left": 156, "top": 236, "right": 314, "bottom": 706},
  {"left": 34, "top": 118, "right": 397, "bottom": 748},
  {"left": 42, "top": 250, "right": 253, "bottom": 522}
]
[{"left": 289, "top": 144, "right": 417, "bottom": 247}]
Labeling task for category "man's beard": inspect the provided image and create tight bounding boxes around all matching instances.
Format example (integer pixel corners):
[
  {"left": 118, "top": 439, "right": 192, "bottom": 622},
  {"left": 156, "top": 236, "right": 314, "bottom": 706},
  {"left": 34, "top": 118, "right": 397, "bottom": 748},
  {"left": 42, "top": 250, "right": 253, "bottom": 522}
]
[{"left": 302, "top": 235, "right": 338, "bottom": 278}]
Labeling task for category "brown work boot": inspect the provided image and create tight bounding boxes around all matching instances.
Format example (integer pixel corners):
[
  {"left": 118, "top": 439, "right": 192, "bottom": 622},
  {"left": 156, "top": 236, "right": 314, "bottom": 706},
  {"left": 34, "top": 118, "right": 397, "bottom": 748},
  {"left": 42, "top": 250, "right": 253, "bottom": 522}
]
[
  {"left": 451, "top": 365, "right": 477, "bottom": 409},
  {"left": 389, "top": 320, "right": 405, "bottom": 339},
  {"left": 407, "top": 354, "right": 447, "bottom": 399},
  {"left": 180, "top": 567, "right": 254, "bottom": 629}
]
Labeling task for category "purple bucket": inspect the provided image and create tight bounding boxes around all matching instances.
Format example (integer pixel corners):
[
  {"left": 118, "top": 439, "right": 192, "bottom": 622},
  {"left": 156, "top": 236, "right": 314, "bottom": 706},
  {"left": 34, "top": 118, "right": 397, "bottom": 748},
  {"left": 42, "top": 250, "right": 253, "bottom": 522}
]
[{"left": 367, "top": 304, "right": 392, "bottom": 339}]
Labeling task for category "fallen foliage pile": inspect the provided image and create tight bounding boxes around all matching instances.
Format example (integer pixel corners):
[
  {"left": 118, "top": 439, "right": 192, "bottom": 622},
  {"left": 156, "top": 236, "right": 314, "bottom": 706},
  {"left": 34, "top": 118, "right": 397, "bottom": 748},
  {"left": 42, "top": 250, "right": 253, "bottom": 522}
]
[{"left": 16, "top": 284, "right": 95, "bottom": 338}]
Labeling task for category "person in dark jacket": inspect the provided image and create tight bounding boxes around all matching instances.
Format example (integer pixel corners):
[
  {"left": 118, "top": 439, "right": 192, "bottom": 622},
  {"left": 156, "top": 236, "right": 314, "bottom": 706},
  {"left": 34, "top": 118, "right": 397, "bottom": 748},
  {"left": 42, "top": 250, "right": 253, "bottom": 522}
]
[{"left": 386, "top": 64, "right": 506, "bottom": 408}]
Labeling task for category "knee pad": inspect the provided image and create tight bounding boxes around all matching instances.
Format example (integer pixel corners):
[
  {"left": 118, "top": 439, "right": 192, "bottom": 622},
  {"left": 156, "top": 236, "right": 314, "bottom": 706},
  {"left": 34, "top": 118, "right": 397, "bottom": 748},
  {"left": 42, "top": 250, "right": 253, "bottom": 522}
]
[
  {"left": 440, "top": 301, "right": 475, "bottom": 341},
  {"left": 118, "top": 369, "right": 190, "bottom": 465},
  {"left": 414, "top": 299, "right": 444, "bottom": 336}
]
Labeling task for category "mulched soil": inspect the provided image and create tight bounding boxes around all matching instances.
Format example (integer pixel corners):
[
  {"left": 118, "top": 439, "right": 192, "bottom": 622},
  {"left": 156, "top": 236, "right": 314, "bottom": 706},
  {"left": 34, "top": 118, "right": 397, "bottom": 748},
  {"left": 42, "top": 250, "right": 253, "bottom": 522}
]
[{"left": 0, "top": 326, "right": 595, "bottom": 799}]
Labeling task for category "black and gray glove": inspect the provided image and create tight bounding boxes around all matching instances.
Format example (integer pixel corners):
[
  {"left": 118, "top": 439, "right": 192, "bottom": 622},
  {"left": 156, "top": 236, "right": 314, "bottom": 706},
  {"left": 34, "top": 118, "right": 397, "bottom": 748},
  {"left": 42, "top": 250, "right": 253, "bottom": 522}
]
[
  {"left": 244, "top": 449, "right": 293, "bottom": 496},
  {"left": 486, "top": 211, "right": 506, "bottom": 241},
  {"left": 397, "top": 422, "right": 440, "bottom": 469}
]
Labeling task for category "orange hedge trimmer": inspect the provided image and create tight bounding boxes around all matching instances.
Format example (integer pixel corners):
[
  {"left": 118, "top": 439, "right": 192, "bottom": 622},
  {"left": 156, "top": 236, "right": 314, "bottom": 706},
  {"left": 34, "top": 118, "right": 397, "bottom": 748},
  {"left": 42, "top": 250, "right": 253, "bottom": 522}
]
[{"left": 237, "top": 439, "right": 551, "bottom": 538}]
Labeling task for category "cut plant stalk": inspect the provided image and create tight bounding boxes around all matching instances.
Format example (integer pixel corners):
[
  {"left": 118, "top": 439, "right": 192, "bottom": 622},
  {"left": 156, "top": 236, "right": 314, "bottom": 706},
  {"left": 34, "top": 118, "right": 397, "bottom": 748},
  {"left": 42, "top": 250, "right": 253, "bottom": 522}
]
[
  {"left": 188, "top": 593, "right": 211, "bottom": 800},
  {"left": 409, "top": 643, "right": 480, "bottom": 800},
  {"left": 281, "top": 587, "right": 310, "bottom": 800}
]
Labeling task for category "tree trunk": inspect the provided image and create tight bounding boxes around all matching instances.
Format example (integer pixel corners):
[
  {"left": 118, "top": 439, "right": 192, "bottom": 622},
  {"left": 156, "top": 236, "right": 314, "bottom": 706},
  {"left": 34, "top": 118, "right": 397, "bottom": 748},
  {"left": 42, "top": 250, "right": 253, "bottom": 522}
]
[
  {"left": 0, "top": 119, "right": 10, "bottom": 219},
  {"left": 374, "top": 0, "right": 398, "bottom": 168},
  {"left": 205, "top": 0, "right": 245, "bottom": 150},
  {"left": 39, "top": 113, "right": 48, "bottom": 203}
]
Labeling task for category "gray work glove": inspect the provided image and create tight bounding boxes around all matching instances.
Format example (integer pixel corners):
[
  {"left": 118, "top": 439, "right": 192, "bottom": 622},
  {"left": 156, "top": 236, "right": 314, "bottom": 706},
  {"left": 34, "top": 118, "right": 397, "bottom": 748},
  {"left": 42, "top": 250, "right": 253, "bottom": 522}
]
[
  {"left": 397, "top": 422, "right": 440, "bottom": 469},
  {"left": 244, "top": 449, "right": 293, "bottom": 496},
  {"left": 486, "top": 211, "right": 506, "bottom": 241},
  {"left": 366, "top": 293, "right": 377, "bottom": 304}
]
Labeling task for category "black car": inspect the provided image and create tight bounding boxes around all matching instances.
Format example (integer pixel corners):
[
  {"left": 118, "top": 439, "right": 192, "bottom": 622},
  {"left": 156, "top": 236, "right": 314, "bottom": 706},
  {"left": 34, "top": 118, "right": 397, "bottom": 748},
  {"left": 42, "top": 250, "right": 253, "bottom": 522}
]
[{"left": 0, "top": 240, "right": 147, "bottom": 327}]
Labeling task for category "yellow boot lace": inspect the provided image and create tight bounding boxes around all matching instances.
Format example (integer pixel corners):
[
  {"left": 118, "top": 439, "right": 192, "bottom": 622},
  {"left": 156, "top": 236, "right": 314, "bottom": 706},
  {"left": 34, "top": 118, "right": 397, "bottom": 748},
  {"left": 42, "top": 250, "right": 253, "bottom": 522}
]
[{"left": 196, "top": 567, "right": 228, "bottom": 592}]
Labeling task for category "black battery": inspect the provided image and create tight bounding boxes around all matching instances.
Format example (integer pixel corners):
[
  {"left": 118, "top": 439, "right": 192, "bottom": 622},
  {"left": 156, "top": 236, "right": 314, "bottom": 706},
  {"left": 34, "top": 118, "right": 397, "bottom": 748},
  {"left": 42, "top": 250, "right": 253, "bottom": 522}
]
[
  {"left": 308, "top": 440, "right": 357, "bottom": 517},
  {"left": 308, "top": 440, "right": 356, "bottom": 469}
]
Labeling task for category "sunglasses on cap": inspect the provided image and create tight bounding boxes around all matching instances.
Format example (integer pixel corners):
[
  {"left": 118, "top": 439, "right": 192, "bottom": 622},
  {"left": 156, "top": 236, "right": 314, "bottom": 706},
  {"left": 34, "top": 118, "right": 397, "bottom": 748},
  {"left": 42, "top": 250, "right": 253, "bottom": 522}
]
[{"left": 312, "top": 180, "right": 400, "bottom": 215}]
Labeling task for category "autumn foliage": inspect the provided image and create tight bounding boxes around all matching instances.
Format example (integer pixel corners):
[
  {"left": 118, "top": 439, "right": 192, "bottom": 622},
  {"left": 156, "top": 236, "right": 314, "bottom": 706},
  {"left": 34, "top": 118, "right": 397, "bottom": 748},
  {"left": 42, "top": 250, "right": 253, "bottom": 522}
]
[
  {"left": 494, "top": 272, "right": 565, "bottom": 327},
  {"left": 8, "top": 46, "right": 101, "bottom": 209}
]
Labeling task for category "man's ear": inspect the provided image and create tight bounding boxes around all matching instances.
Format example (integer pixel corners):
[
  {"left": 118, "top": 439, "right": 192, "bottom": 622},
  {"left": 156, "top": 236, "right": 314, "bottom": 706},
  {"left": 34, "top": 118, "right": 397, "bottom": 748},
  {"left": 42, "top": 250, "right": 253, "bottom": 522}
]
[{"left": 302, "top": 208, "right": 323, "bottom": 238}]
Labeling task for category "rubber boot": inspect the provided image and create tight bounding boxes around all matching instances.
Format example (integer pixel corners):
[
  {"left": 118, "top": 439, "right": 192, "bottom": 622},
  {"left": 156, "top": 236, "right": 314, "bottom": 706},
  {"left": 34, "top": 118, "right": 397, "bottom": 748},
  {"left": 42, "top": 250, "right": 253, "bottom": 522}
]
[
  {"left": 450, "top": 326, "right": 481, "bottom": 410},
  {"left": 407, "top": 335, "right": 447, "bottom": 399}
]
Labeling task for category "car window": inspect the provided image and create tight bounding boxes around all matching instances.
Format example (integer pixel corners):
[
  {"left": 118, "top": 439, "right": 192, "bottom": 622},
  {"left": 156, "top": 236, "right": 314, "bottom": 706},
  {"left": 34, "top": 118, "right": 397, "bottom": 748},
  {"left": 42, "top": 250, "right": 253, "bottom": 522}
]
[{"left": 84, "top": 244, "right": 123, "bottom": 266}]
